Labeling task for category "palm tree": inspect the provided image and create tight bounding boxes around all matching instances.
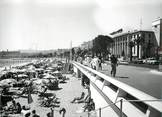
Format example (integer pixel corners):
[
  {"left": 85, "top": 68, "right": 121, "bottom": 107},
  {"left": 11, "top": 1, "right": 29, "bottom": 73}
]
[
  {"left": 135, "top": 36, "right": 145, "bottom": 58},
  {"left": 128, "top": 41, "right": 134, "bottom": 61}
]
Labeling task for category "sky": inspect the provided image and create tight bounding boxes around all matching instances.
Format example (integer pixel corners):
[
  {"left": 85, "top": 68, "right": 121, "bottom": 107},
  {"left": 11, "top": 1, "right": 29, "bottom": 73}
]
[{"left": 0, "top": 0, "right": 162, "bottom": 51}]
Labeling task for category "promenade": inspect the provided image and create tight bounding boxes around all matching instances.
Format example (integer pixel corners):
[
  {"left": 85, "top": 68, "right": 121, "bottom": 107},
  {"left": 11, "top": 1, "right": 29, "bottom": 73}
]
[{"left": 100, "top": 63, "right": 162, "bottom": 98}]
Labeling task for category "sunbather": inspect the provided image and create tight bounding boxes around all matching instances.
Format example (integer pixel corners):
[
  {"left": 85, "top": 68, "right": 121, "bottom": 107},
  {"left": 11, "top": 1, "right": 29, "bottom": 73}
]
[
  {"left": 83, "top": 98, "right": 95, "bottom": 112},
  {"left": 71, "top": 92, "right": 85, "bottom": 103},
  {"left": 76, "top": 93, "right": 90, "bottom": 104},
  {"left": 38, "top": 86, "right": 48, "bottom": 96}
]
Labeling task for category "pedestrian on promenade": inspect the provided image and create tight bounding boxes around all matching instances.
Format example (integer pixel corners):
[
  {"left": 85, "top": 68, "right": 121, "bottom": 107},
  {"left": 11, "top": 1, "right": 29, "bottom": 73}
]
[
  {"left": 77, "top": 56, "right": 83, "bottom": 64},
  {"left": 99, "top": 56, "right": 103, "bottom": 70},
  {"left": 110, "top": 55, "right": 118, "bottom": 77},
  {"left": 90, "top": 56, "right": 100, "bottom": 70}
]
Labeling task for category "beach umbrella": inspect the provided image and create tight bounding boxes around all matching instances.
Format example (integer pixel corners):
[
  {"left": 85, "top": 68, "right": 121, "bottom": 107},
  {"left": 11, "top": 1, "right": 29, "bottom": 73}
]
[
  {"left": 52, "top": 64, "right": 57, "bottom": 68},
  {"left": 0, "top": 79, "right": 17, "bottom": 87},
  {"left": 46, "top": 67, "right": 54, "bottom": 70},
  {"left": 23, "top": 80, "right": 33, "bottom": 86},
  {"left": 53, "top": 70, "right": 60, "bottom": 74},
  {"left": 0, "top": 82, "right": 10, "bottom": 88},
  {"left": 28, "top": 65, "right": 35, "bottom": 70},
  {"left": 0, "top": 71, "right": 8, "bottom": 75},
  {"left": 33, "top": 79, "right": 49, "bottom": 85},
  {"left": 52, "top": 71, "right": 61, "bottom": 77},
  {"left": 44, "top": 69, "right": 52, "bottom": 73},
  {"left": 0, "top": 71, "right": 8, "bottom": 79},
  {"left": 9, "top": 68, "right": 19, "bottom": 73},
  {"left": 35, "top": 68, "right": 44, "bottom": 72},
  {"left": 17, "top": 69, "right": 26, "bottom": 73},
  {"left": 27, "top": 69, "right": 36, "bottom": 73},
  {"left": 31, "top": 78, "right": 39, "bottom": 81},
  {"left": 18, "top": 74, "right": 28, "bottom": 78},
  {"left": 43, "top": 74, "right": 56, "bottom": 79}
]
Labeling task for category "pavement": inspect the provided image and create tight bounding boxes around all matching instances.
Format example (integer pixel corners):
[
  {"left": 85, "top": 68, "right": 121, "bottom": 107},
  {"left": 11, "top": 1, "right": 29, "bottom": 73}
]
[
  {"left": 99, "top": 63, "right": 162, "bottom": 99},
  {"left": 150, "top": 70, "right": 162, "bottom": 75}
]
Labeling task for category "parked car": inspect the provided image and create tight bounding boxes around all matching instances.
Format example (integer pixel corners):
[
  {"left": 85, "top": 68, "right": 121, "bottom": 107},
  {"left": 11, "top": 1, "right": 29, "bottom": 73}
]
[
  {"left": 145, "top": 58, "right": 159, "bottom": 65},
  {"left": 119, "top": 60, "right": 129, "bottom": 65},
  {"left": 133, "top": 59, "right": 143, "bottom": 64},
  {"left": 118, "top": 57, "right": 129, "bottom": 65}
]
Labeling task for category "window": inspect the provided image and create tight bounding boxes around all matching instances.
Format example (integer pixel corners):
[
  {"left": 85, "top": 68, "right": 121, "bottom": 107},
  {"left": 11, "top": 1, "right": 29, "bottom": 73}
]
[
  {"left": 142, "top": 34, "right": 145, "bottom": 38},
  {"left": 148, "top": 34, "right": 151, "bottom": 38}
]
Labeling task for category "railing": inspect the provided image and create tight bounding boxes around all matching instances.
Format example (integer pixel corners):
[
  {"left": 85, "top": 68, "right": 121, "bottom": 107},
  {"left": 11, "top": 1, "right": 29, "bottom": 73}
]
[
  {"left": 72, "top": 61, "right": 162, "bottom": 117},
  {"left": 48, "top": 99, "right": 162, "bottom": 117}
]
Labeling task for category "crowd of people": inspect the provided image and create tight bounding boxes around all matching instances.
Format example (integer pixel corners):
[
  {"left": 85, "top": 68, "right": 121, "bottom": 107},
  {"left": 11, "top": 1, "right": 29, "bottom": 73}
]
[
  {"left": 0, "top": 59, "right": 68, "bottom": 117},
  {"left": 76, "top": 54, "right": 118, "bottom": 77},
  {"left": 1, "top": 99, "right": 40, "bottom": 117}
]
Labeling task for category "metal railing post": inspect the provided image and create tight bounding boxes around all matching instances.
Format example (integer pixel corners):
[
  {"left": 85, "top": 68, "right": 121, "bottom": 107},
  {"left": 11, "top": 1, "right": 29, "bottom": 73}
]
[
  {"left": 88, "top": 112, "right": 90, "bottom": 117},
  {"left": 51, "top": 108, "right": 54, "bottom": 117},
  {"left": 120, "top": 99, "right": 123, "bottom": 117},
  {"left": 99, "top": 108, "right": 101, "bottom": 117}
]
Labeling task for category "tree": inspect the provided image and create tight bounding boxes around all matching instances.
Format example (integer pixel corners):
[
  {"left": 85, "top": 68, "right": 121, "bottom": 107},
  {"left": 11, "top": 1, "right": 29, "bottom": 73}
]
[
  {"left": 63, "top": 51, "right": 70, "bottom": 58},
  {"left": 76, "top": 48, "right": 82, "bottom": 56},
  {"left": 128, "top": 41, "right": 134, "bottom": 61},
  {"left": 135, "top": 36, "right": 144, "bottom": 58},
  {"left": 92, "top": 35, "right": 113, "bottom": 58},
  {"left": 71, "top": 48, "right": 75, "bottom": 60}
]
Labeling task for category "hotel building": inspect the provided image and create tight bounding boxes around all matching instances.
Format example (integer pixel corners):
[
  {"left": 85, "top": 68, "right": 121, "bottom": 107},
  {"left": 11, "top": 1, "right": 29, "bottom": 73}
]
[{"left": 110, "top": 30, "right": 158, "bottom": 60}]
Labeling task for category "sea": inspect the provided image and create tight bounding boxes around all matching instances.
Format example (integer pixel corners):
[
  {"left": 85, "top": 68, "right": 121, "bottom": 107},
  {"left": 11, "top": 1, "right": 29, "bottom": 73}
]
[{"left": 0, "top": 58, "right": 33, "bottom": 71}]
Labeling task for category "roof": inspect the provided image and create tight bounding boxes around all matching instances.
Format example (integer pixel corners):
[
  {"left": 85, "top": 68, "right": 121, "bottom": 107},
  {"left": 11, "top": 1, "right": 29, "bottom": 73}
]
[{"left": 112, "top": 30, "right": 154, "bottom": 39}]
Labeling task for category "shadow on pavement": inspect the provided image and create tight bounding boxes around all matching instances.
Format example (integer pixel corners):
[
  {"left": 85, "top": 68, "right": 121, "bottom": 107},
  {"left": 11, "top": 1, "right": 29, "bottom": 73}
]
[
  {"left": 115, "top": 76, "right": 129, "bottom": 79},
  {"left": 49, "top": 87, "right": 63, "bottom": 91},
  {"left": 59, "top": 81, "right": 67, "bottom": 84}
]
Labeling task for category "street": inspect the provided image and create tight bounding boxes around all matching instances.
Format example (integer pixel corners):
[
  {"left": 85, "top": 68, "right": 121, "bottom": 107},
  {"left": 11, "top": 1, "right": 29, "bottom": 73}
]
[{"left": 100, "top": 64, "right": 162, "bottom": 99}]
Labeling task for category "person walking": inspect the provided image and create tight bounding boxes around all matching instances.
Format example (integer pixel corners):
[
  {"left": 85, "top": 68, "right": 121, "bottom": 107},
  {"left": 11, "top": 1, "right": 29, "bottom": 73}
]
[
  {"left": 110, "top": 55, "right": 118, "bottom": 77},
  {"left": 99, "top": 56, "right": 103, "bottom": 70},
  {"left": 91, "top": 56, "right": 100, "bottom": 70}
]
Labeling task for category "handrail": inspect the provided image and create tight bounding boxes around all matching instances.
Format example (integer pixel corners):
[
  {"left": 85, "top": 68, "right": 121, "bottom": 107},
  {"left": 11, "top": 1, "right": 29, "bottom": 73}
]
[{"left": 72, "top": 61, "right": 162, "bottom": 113}]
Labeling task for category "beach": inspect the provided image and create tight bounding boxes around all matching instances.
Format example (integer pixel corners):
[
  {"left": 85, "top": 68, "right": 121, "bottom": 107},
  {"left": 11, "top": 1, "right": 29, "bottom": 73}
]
[{"left": 0, "top": 58, "right": 93, "bottom": 117}]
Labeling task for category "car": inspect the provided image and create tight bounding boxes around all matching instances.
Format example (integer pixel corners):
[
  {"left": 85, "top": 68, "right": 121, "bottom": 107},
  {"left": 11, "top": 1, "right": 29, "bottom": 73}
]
[
  {"left": 133, "top": 59, "right": 143, "bottom": 64},
  {"left": 118, "top": 57, "right": 129, "bottom": 65},
  {"left": 119, "top": 60, "right": 129, "bottom": 65},
  {"left": 145, "top": 58, "right": 159, "bottom": 65}
]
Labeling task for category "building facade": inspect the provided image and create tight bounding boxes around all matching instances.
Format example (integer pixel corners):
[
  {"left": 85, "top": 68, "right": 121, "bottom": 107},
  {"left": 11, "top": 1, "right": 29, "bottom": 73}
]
[
  {"left": 80, "top": 41, "right": 93, "bottom": 50},
  {"left": 152, "top": 18, "right": 162, "bottom": 55},
  {"left": 110, "top": 30, "right": 158, "bottom": 60}
]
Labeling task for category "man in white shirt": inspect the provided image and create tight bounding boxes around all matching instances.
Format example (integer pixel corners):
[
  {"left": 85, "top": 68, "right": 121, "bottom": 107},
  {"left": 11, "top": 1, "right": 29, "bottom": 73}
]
[{"left": 91, "top": 56, "right": 100, "bottom": 70}]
